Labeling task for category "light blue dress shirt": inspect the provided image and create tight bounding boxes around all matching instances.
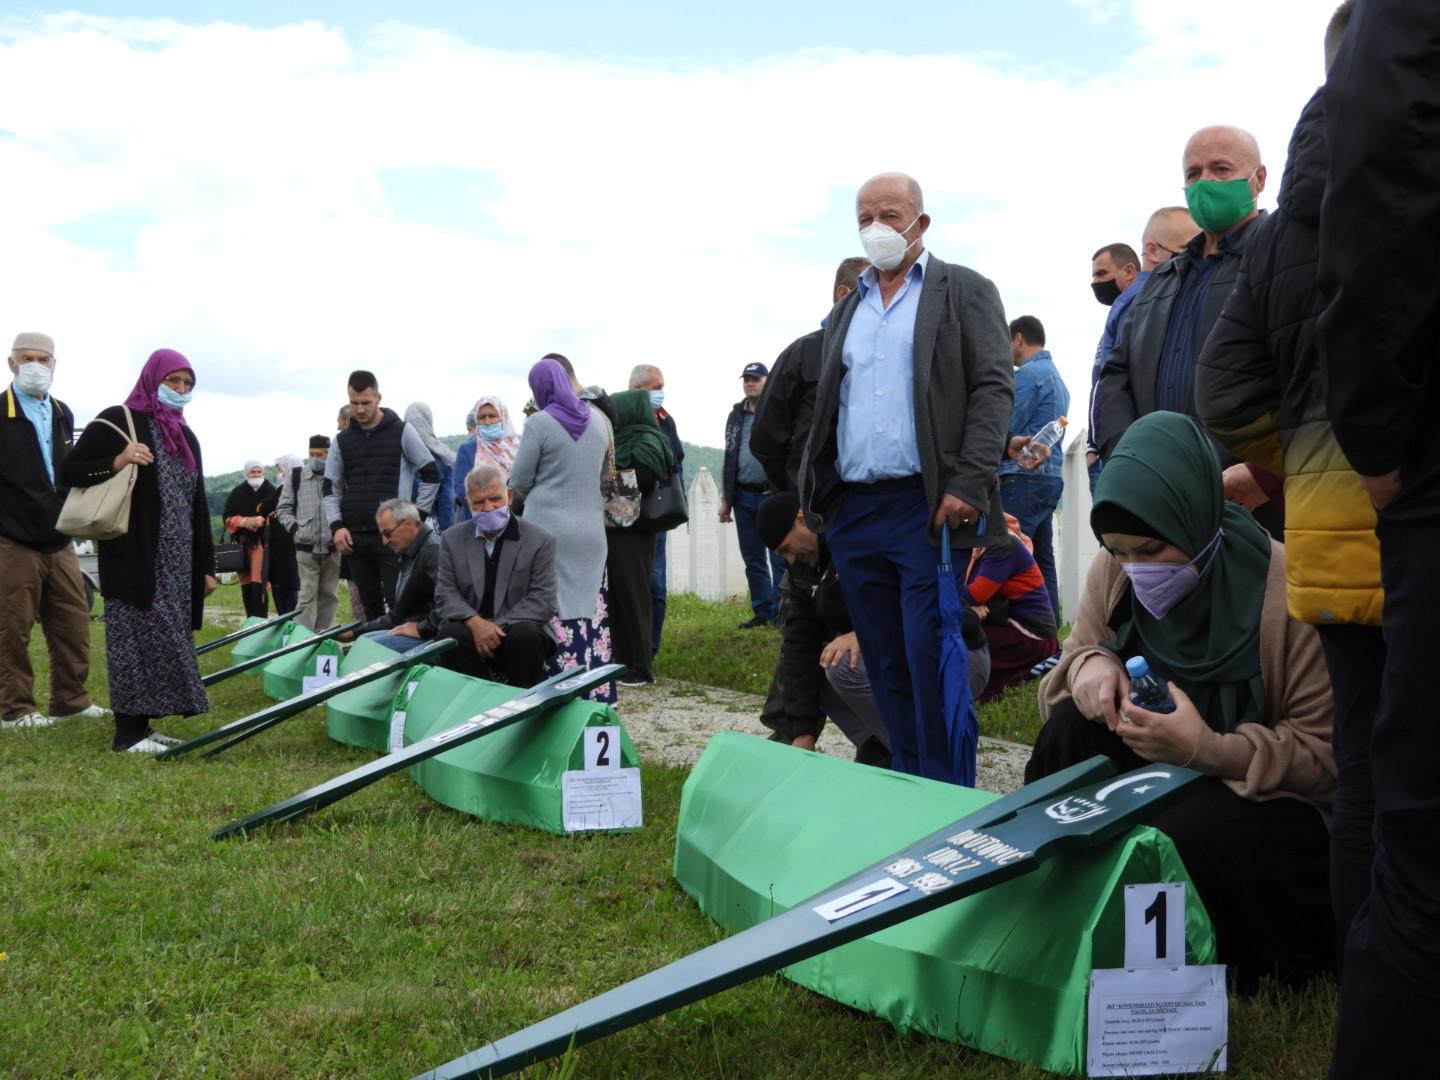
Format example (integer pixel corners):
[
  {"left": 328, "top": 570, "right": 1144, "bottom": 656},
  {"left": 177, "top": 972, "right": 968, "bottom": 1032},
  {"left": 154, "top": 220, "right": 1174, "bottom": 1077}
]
[
  {"left": 837, "top": 250, "right": 930, "bottom": 482},
  {"left": 11, "top": 383, "right": 55, "bottom": 483}
]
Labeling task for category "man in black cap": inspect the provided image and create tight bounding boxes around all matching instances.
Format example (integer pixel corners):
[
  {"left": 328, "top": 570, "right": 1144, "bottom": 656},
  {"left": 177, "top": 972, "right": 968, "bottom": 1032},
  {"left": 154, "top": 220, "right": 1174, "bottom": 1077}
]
[{"left": 720, "top": 361, "right": 786, "bottom": 628}]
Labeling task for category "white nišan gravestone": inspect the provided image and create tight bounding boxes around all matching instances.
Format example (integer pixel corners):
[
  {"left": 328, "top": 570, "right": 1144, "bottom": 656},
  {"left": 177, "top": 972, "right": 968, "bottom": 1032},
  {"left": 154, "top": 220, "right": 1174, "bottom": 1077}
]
[{"left": 667, "top": 468, "right": 747, "bottom": 602}]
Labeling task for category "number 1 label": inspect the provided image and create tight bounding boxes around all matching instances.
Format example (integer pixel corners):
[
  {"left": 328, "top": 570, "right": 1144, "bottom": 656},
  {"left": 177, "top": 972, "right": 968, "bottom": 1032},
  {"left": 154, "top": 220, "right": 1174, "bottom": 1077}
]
[{"left": 1124, "top": 882, "right": 1185, "bottom": 969}]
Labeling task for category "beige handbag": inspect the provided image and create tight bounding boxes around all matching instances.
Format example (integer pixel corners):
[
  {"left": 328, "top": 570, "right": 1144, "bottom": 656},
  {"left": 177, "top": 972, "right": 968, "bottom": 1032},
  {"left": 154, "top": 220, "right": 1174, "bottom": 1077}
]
[{"left": 57, "top": 407, "right": 139, "bottom": 541}]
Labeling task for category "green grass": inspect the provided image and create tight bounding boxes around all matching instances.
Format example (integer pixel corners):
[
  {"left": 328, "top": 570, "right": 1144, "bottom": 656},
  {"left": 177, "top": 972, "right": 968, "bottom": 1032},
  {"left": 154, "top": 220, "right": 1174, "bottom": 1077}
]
[{"left": 0, "top": 591, "right": 1335, "bottom": 1078}]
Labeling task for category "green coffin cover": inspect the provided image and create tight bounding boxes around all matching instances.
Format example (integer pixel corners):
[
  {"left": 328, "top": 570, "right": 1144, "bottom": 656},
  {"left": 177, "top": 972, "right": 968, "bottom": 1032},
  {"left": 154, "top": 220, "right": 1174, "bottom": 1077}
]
[
  {"left": 227, "top": 616, "right": 292, "bottom": 665},
  {"left": 324, "top": 636, "right": 404, "bottom": 751},
  {"left": 400, "top": 665, "right": 640, "bottom": 835},
  {"left": 260, "top": 625, "right": 343, "bottom": 702},
  {"left": 673, "top": 733, "right": 1216, "bottom": 1077}
]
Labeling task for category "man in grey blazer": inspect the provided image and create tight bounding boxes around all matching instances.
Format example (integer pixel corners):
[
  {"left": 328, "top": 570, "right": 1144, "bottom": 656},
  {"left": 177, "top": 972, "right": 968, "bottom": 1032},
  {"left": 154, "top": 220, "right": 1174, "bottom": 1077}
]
[
  {"left": 797, "top": 172, "right": 1014, "bottom": 784},
  {"left": 435, "top": 464, "right": 559, "bottom": 688}
]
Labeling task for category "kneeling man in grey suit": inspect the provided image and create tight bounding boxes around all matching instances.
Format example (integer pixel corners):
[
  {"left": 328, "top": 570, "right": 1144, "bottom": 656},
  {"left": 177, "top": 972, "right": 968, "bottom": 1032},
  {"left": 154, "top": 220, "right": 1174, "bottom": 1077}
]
[{"left": 435, "top": 464, "right": 559, "bottom": 687}]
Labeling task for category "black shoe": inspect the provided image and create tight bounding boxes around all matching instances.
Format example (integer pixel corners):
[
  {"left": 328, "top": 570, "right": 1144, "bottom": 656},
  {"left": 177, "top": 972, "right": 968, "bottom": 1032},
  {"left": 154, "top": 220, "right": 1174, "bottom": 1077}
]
[
  {"left": 617, "top": 673, "right": 654, "bottom": 687},
  {"left": 737, "top": 615, "right": 772, "bottom": 630}
]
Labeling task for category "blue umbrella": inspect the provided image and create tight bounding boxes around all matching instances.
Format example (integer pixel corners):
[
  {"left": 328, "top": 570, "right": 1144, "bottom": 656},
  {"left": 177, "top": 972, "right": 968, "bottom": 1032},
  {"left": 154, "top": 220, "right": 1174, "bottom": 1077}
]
[{"left": 938, "top": 522, "right": 980, "bottom": 787}]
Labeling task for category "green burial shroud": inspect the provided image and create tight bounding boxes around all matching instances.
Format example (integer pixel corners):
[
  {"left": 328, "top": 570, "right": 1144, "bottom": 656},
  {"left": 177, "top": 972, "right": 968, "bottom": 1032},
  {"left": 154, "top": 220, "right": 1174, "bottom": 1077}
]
[
  {"left": 260, "top": 624, "right": 344, "bottom": 701},
  {"left": 400, "top": 665, "right": 640, "bottom": 834},
  {"left": 674, "top": 733, "right": 1216, "bottom": 1078},
  {"left": 226, "top": 616, "right": 293, "bottom": 665},
  {"left": 324, "top": 636, "right": 404, "bottom": 751}
]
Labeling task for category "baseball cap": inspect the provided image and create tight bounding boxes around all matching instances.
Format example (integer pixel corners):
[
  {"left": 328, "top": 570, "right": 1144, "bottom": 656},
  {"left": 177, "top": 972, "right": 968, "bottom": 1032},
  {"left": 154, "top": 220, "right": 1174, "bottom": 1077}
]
[{"left": 740, "top": 362, "right": 768, "bottom": 379}]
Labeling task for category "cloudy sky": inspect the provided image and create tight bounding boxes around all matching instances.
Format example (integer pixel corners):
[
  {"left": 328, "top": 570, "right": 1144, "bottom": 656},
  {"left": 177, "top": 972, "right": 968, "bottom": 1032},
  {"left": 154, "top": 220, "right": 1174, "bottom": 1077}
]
[{"left": 1, "top": 0, "right": 1336, "bottom": 472}]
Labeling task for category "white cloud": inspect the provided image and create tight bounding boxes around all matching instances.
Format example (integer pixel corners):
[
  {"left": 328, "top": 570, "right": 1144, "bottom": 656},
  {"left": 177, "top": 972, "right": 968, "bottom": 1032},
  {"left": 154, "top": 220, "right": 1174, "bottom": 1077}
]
[{"left": 0, "top": 3, "right": 1333, "bottom": 472}]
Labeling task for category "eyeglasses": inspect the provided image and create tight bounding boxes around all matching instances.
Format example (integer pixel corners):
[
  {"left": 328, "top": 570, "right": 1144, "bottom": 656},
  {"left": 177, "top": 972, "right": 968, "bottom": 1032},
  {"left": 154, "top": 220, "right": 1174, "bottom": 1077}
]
[{"left": 161, "top": 373, "right": 196, "bottom": 390}]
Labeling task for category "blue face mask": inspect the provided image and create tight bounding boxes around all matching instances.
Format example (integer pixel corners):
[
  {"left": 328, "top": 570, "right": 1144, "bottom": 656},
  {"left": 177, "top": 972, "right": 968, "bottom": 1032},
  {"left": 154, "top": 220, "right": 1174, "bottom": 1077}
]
[
  {"left": 156, "top": 384, "right": 192, "bottom": 409},
  {"left": 648, "top": 389, "right": 665, "bottom": 410},
  {"left": 478, "top": 422, "right": 504, "bottom": 441}
]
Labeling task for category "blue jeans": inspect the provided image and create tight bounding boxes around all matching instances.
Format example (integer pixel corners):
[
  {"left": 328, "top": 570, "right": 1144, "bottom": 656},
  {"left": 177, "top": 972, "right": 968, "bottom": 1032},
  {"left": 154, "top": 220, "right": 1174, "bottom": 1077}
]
[
  {"left": 363, "top": 630, "right": 429, "bottom": 653},
  {"left": 650, "top": 532, "right": 667, "bottom": 658},
  {"left": 1087, "top": 454, "right": 1102, "bottom": 495},
  {"left": 733, "top": 487, "right": 786, "bottom": 620},
  {"left": 1000, "top": 472, "right": 1064, "bottom": 624}
]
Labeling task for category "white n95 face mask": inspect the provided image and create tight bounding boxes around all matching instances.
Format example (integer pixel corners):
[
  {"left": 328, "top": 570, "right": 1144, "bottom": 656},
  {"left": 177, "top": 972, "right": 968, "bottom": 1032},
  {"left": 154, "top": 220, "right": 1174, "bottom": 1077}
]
[{"left": 859, "top": 217, "right": 921, "bottom": 271}]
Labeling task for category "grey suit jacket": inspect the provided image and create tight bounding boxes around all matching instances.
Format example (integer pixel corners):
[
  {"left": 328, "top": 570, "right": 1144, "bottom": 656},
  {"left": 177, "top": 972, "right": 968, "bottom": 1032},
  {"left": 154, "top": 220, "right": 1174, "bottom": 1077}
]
[
  {"left": 798, "top": 252, "right": 1014, "bottom": 547},
  {"left": 435, "top": 515, "right": 559, "bottom": 639}
]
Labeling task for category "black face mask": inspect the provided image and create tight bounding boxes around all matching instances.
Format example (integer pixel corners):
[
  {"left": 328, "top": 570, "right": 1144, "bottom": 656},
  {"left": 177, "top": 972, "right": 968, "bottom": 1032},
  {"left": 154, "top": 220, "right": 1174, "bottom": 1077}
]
[{"left": 1091, "top": 278, "right": 1123, "bottom": 306}]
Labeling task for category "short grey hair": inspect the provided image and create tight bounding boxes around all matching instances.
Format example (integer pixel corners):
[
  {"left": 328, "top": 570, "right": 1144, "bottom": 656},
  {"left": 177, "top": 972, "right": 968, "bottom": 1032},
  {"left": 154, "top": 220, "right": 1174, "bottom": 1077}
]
[
  {"left": 464, "top": 463, "right": 506, "bottom": 495},
  {"left": 376, "top": 498, "right": 421, "bottom": 524},
  {"left": 628, "top": 364, "right": 660, "bottom": 389}
]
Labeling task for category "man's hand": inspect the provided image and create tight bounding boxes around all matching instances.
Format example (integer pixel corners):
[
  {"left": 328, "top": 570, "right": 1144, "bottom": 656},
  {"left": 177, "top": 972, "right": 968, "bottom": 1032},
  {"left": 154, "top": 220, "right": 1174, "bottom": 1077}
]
[
  {"left": 791, "top": 734, "right": 817, "bottom": 752},
  {"left": 465, "top": 615, "right": 506, "bottom": 657},
  {"left": 333, "top": 527, "right": 354, "bottom": 555},
  {"left": 932, "top": 493, "right": 982, "bottom": 532},
  {"left": 1071, "top": 654, "right": 1129, "bottom": 731},
  {"left": 718, "top": 499, "right": 732, "bottom": 524},
  {"left": 1362, "top": 469, "right": 1403, "bottom": 511},
  {"left": 1118, "top": 683, "right": 1213, "bottom": 769},
  {"left": 1222, "top": 464, "right": 1270, "bottom": 510},
  {"left": 1007, "top": 435, "right": 1049, "bottom": 470},
  {"left": 819, "top": 631, "right": 862, "bottom": 670},
  {"left": 203, "top": 574, "right": 218, "bottom": 597},
  {"left": 392, "top": 621, "right": 421, "bottom": 639}
]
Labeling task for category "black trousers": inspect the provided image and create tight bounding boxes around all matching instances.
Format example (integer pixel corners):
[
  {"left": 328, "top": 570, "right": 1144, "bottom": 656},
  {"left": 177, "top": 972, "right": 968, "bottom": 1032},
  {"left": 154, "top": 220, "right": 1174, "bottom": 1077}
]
[
  {"left": 1316, "top": 624, "right": 1383, "bottom": 970},
  {"left": 240, "top": 582, "right": 268, "bottom": 618},
  {"left": 1027, "top": 699, "right": 1334, "bottom": 992},
  {"left": 436, "top": 618, "right": 555, "bottom": 689},
  {"left": 606, "top": 527, "right": 656, "bottom": 681},
  {"left": 346, "top": 531, "right": 397, "bottom": 621},
  {"left": 1331, "top": 452, "right": 1440, "bottom": 1078}
]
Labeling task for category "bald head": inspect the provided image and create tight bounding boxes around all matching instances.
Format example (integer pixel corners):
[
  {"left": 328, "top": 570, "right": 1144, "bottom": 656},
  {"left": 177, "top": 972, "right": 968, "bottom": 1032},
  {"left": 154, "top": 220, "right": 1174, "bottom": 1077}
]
[
  {"left": 1183, "top": 126, "right": 1263, "bottom": 183},
  {"left": 856, "top": 172, "right": 924, "bottom": 217},
  {"left": 1140, "top": 206, "right": 1199, "bottom": 269}
]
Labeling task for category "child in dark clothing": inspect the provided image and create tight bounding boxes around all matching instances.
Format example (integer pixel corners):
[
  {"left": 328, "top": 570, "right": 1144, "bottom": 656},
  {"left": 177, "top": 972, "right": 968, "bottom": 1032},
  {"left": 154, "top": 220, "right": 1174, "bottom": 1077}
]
[{"left": 966, "top": 515, "right": 1062, "bottom": 700}]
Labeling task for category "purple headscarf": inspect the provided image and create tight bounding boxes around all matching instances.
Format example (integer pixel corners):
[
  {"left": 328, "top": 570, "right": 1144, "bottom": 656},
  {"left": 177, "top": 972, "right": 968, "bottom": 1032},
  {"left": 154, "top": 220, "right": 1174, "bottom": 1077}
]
[
  {"left": 527, "top": 358, "right": 590, "bottom": 441},
  {"left": 123, "top": 348, "right": 197, "bottom": 472}
]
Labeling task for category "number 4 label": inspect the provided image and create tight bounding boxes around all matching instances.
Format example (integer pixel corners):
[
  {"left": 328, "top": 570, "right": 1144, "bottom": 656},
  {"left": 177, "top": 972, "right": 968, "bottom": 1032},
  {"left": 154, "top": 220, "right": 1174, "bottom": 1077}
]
[
  {"left": 314, "top": 655, "right": 337, "bottom": 681},
  {"left": 584, "top": 726, "right": 619, "bottom": 772},
  {"left": 1124, "top": 882, "right": 1185, "bottom": 969}
]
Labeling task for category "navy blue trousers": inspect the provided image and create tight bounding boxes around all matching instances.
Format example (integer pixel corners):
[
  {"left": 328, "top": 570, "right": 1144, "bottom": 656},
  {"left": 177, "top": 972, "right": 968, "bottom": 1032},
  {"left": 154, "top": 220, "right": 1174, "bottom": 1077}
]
[
  {"left": 827, "top": 477, "right": 959, "bottom": 783},
  {"left": 734, "top": 487, "right": 786, "bottom": 620}
]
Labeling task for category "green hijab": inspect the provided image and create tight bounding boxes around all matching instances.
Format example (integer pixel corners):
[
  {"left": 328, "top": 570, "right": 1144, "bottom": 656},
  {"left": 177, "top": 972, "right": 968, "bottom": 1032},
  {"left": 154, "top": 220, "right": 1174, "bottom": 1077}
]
[
  {"left": 1092, "top": 412, "right": 1272, "bottom": 733},
  {"left": 611, "top": 389, "right": 675, "bottom": 479}
]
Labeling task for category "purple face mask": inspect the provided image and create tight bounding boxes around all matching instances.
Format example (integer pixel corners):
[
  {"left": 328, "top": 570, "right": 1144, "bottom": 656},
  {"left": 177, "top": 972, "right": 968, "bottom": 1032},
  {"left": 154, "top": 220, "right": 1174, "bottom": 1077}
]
[
  {"left": 1121, "top": 529, "right": 1224, "bottom": 619},
  {"left": 473, "top": 506, "right": 511, "bottom": 537}
]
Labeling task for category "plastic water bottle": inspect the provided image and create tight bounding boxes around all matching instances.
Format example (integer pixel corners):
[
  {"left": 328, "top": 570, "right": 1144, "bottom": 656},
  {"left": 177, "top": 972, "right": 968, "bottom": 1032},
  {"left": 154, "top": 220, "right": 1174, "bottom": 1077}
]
[
  {"left": 1018, "top": 416, "right": 1068, "bottom": 466},
  {"left": 1125, "top": 656, "right": 1177, "bottom": 714}
]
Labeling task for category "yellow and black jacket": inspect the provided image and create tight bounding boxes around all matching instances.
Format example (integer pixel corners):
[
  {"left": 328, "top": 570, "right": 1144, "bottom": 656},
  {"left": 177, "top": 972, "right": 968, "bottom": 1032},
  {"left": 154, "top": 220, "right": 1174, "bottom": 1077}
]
[
  {"left": 0, "top": 384, "right": 76, "bottom": 553},
  {"left": 1196, "top": 87, "right": 1381, "bottom": 627}
]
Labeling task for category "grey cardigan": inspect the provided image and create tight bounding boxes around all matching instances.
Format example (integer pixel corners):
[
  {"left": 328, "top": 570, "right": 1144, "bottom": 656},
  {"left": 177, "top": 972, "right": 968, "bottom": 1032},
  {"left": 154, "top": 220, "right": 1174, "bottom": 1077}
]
[
  {"left": 799, "top": 252, "right": 1014, "bottom": 547},
  {"left": 508, "top": 408, "right": 609, "bottom": 620},
  {"left": 435, "top": 516, "right": 559, "bottom": 637}
]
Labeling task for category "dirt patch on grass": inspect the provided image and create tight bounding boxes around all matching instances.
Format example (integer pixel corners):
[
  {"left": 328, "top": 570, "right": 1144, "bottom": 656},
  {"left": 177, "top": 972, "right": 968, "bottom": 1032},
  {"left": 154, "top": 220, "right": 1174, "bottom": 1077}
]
[{"left": 615, "top": 677, "right": 1030, "bottom": 795}]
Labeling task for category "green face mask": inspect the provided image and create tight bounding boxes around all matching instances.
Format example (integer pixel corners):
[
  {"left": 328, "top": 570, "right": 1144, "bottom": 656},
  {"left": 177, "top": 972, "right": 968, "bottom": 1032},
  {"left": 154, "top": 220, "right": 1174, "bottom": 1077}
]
[{"left": 1184, "top": 173, "right": 1256, "bottom": 233}]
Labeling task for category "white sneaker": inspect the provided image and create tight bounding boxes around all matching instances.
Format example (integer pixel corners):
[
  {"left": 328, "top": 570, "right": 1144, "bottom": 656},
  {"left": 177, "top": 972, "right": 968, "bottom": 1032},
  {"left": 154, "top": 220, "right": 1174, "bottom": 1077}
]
[
  {"left": 119, "top": 737, "right": 170, "bottom": 753},
  {"left": 143, "top": 730, "right": 182, "bottom": 747},
  {"left": 50, "top": 704, "right": 112, "bottom": 721},
  {"left": 2, "top": 711, "right": 56, "bottom": 729}
]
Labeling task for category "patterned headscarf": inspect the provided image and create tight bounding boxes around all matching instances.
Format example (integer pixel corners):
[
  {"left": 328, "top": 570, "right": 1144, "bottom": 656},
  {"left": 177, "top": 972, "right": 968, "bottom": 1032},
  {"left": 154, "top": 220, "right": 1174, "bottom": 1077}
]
[{"left": 471, "top": 395, "right": 519, "bottom": 476}]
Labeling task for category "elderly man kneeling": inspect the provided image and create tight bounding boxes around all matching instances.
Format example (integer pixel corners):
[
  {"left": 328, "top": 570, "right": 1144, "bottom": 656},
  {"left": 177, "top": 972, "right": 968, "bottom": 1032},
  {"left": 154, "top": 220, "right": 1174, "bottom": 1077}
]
[
  {"left": 349, "top": 497, "right": 441, "bottom": 652},
  {"left": 434, "top": 464, "right": 559, "bottom": 687}
]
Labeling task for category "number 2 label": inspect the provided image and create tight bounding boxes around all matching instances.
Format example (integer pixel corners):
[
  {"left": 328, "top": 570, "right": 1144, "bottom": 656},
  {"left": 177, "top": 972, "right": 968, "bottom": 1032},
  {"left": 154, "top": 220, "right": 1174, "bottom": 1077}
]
[{"left": 584, "top": 726, "right": 620, "bottom": 772}]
